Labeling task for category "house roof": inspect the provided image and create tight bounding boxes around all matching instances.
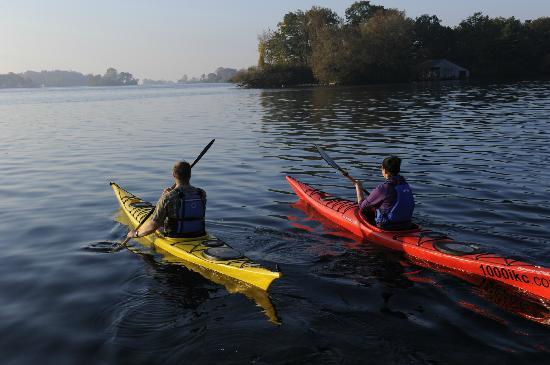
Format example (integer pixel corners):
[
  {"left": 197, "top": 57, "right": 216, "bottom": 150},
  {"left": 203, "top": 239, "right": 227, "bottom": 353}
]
[{"left": 418, "top": 59, "right": 468, "bottom": 71}]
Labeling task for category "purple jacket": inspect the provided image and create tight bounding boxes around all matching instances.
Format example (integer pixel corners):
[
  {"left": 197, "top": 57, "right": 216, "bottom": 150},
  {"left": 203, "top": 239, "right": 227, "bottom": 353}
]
[{"left": 359, "top": 175, "right": 408, "bottom": 215}]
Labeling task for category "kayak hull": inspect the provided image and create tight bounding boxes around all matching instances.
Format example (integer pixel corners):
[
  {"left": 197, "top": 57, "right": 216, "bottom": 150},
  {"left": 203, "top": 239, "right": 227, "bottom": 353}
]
[
  {"left": 286, "top": 175, "right": 550, "bottom": 301},
  {"left": 111, "top": 182, "right": 280, "bottom": 291}
]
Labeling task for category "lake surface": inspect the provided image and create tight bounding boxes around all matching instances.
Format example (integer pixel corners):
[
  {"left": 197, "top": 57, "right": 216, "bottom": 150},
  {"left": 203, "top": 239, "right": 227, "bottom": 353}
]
[{"left": 0, "top": 82, "right": 548, "bottom": 364}]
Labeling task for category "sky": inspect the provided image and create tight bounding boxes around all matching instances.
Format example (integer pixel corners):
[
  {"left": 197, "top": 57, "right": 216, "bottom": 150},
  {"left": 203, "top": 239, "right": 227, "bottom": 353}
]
[{"left": 1, "top": 0, "right": 549, "bottom": 81}]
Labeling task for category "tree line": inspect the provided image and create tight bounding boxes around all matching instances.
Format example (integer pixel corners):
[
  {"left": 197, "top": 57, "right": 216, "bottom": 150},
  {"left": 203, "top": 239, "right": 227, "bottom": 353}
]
[
  {"left": 142, "top": 67, "right": 238, "bottom": 85},
  {"left": 178, "top": 67, "right": 238, "bottom": 84},
  {"left": 0, "top": 66, "right": 238, "bottom": 88},
  {"left": 0, "top": 68, "right": 138, "bottom": 89},
  {"left": 232, "top": 1, "right": 550, "bottom": 87}
]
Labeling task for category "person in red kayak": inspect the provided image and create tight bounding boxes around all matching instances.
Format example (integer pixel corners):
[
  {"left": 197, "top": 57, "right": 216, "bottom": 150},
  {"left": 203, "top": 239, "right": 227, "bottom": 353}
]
[
  {"left": 127, "top": 161, "right": 207, "bottom": 239},
  {"left": 353, "top": 156, "right": 415, "bottom": 229}
]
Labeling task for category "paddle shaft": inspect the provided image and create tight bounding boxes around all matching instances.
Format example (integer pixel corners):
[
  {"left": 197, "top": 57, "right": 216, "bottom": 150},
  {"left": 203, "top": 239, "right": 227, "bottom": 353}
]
[
  {"left": 315, "top": 145, "right": 369, "bottom": 195},
  {"left": 116, "top": 139, "right": 215, "bottom": 249},
  {"left": 169, "top": 138, "right": 215, "bottom": 190}
]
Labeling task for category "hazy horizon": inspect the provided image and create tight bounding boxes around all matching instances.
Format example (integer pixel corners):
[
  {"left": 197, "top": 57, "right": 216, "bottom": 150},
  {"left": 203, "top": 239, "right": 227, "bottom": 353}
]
[{"left": 1, "top": 0, "right": 549, "bottom": 81}]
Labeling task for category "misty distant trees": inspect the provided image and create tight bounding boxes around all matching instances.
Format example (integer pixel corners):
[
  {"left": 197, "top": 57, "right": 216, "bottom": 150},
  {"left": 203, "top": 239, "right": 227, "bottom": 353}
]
[
  {"left": 23, "top": 70, "right": 88, "bottom": 87},
  {"left": 1, "top": 65, "right": 241, "bottom": 89},
  {"left": 178, "top": 67, "right": 237, "bottom": 83},
  {"left": 0, "top": 73, "right": 35, "bottom": 88},
  {"left": 87, "top": 68, "right": 138, "bottom": 86},
  {"left": 0, "top": 68, "right": 138, "bottom": 88},
  {"left": 233, "top": 1, "right": 550, "bottom": 87},
  {"left": 142, "top": 79, "right": 176, "bottom": 86},
  {"left": 212, "top": 67, "right": 238, "bottom": 82}
]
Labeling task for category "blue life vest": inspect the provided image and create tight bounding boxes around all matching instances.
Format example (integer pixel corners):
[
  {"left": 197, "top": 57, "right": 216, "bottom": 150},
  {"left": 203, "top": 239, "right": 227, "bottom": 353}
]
[
  {"left": 375, "top": 183, "right": 414, "bottom": 226},
  {"left": 165, "top": 189, "right": 206, "bottom": 238}
]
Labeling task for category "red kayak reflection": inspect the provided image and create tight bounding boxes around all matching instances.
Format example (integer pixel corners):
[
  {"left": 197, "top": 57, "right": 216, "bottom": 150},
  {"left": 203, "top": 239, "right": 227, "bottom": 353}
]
[{"left": 289, "top": 198, "right": 550, "bottom": 326}]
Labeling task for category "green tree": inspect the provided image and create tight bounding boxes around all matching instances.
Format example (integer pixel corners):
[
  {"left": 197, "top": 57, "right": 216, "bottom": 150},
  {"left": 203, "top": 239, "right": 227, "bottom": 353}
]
[
  {"left": 356, "top": 10, "right": 415, "bottom": 82},
  {"left": 345, "top": 1, "right": 385, "bottom": 25},
  {"left": 258, "top": 7, "right": 339, "bottom": 68},
  {"left": 310, "top": 26, "right": 349, "bottom": 84},
  {"left": 413, "top": 14, "right": 455, "bottom": 59},
  {"left": 275, "top": 11, "right": 309, "bottom": 65},
  {"left": 241, "top": 2, "right": 550, "bottom": 87},
  {"left": 103, "top": 67, "right": 118, "bottom": 83},
  {"left": 118, "top": 71, "right": 138, "bottom": 85},
  {"left": 258, "top": 31, "right": 276, "bottom": 66},
  {"left": 454, "top": 13, "right": 536, "bottom": 78},
  {"left": 305, "top": 6, "right": 340, "bottom": 67},
  {"left": 86, "top": 68, "right": 137, "bottom": 86},
  {"left": 527, "top": 17, "right": 550, "bottom": 73}
]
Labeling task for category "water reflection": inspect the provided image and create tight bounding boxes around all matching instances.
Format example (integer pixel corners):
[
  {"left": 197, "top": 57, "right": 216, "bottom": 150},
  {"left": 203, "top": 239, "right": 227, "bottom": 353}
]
[
  {"left": 114, "top": 211, "right": 280, "bottom": 324},
  {"left": 257, "top": 83, "right": 550, "bottom": 325},
  {"left": 290, "top": 195, "right": 550, "bottom": 325},
  {"left": 258, "top": 83, "right": 550, "bottom": 261},
  {"left": 2, "top": 83, "right": 549, "bottom": 364}
]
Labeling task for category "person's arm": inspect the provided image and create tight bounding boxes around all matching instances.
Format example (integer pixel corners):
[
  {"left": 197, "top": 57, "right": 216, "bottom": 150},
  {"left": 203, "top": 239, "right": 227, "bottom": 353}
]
[
  {"left": 353, "top": 180, "right": 365, "bottom": 203},
  {"left": 127, "top": 193, "right": 167, "bottom": 239},
  {"left": 127, "top": 219, "right": 160, "bottom": 238},
  {"left": 358, "top": 185, "right": 386, "bottom": 211}
]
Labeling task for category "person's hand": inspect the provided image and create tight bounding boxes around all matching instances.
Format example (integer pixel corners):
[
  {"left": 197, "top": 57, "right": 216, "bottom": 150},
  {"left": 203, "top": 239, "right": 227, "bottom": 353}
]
[
  {"left": 162, "top": 186, "right": 173, "bottom": 195},
  {"left": 127, "top": 230, "right": 138, "bottom": 239},
  {"left": 353, "top": 179, "right": 363, "bottom": 188}
]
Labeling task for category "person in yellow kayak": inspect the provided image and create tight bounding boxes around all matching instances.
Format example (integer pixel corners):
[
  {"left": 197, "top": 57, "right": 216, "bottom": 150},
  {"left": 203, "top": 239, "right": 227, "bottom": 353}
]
[
  {"left": 127, "top": 161, "right": 207, "bottom": 239},
  {"left": 353, "top": 156, "right": 415, "bottom": 229}
]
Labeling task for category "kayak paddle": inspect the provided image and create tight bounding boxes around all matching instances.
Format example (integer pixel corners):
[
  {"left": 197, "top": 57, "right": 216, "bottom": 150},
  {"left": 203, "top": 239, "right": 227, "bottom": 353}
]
[
  {"left": 167, "top": 138, "right": 215, "bottom": 190},
  {"left": 314, "top": 145, "right": 369, "bottom": 195},
  {"left": 112, "top": 138, "right": 216, "bottom": 252}
]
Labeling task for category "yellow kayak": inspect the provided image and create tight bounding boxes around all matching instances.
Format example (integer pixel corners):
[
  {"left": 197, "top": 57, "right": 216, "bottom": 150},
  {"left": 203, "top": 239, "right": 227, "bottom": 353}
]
[{"left": 110, "top": 182, "right": 281, "bottom": 291}]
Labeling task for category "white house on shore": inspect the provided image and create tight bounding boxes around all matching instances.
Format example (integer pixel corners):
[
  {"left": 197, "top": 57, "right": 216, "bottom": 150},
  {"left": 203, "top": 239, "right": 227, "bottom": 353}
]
[{"left": 417, "top": 59, "right": 469, "bottom": 81}]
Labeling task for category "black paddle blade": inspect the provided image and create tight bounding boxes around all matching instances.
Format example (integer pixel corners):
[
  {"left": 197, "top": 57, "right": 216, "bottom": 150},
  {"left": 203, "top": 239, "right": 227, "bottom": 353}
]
[
  {"left": 111, "top": 243, "right": 127, "bottom": 253},
  {"left": 191, "top": 138, "right": 215, "bottom": 168},
  {"left": 314, "top": 145, "right": 347, "bottom": 174},
  {"left": 314, "top": 144, "right": 369, "bottom": 194},
  {"left": 83, "top": 240, "right": 124, "bottom": 253}
]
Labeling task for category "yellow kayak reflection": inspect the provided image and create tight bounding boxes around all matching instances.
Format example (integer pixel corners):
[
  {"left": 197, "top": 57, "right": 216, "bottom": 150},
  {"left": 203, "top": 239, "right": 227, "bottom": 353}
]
[{"left": 115, "top": 211, "right": 280, "bottom": 324}]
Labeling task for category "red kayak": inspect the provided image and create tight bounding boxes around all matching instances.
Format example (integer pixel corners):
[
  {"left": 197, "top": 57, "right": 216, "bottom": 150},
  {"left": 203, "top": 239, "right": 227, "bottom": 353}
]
[{"left": 286, "top": 175, "right": 550, "bottom": 302}]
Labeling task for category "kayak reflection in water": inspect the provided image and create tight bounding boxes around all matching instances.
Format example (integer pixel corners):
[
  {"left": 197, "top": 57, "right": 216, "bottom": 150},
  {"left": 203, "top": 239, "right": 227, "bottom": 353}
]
[
  {"left": 127, "top": 161, "right": 207, "bottom": 239},
  {"left": 353, "top": 156, "right": 415, "bottom": 230}
]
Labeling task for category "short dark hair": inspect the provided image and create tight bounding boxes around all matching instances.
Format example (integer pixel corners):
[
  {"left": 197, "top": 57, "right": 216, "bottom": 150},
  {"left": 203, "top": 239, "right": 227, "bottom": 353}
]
[
  {"left": 382, "top": 156, "right": 401, "bottom": 176},
  {"left": 173, "top": 161, "right": 191, "bottom": 181}
]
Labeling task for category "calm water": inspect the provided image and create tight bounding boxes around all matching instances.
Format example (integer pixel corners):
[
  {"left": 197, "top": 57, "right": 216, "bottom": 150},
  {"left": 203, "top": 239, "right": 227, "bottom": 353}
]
[{"left": 0, "top": 83, "right": 549, "bottom": 364}]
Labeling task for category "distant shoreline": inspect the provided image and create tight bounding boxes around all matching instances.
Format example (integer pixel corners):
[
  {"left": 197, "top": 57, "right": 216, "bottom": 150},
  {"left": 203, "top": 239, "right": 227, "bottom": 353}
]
[
  {"left": 0, "top": 68, "right": 138, "bottom": 89},
  {"left": 0, "top": 67, "right": 238, "bottom": 89},
  {"left": 235, "top": 75, "right": 550, "bottom": 89},
  {"left": 0, "top": 82, "right": 237, "bottom": 91}
]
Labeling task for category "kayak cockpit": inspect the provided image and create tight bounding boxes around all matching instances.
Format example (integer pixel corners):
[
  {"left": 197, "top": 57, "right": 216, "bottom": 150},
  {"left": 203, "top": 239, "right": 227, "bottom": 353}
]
[{"left": 357, "top": 212, "right": 420, "bottom": 232}]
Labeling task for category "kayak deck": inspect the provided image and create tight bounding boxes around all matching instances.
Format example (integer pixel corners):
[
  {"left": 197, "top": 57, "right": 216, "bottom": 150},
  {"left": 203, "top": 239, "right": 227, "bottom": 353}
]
[
  {"left": 286, "top": 175, "right": 550, "bottom": 302},
  {"left": 111, "top": 182, "right": 281, "bottom": 291}
]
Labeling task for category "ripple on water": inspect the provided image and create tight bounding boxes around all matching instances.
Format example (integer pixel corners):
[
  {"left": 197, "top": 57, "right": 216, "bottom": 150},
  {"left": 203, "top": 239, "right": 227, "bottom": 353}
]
[{"left": 0, "top": 83, "right": 549, "bottom": 364}]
